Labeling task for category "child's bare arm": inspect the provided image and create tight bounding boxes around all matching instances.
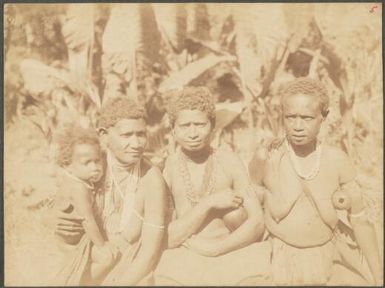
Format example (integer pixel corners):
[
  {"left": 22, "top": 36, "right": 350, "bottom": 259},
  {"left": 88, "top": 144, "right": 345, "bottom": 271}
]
[{"left": 71, "top": 184, "right": 105, "bottom": 247}]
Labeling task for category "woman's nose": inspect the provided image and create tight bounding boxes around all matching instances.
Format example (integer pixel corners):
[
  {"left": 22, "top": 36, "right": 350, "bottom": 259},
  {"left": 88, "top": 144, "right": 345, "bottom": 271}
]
[
  {"left": 129, "top": 135, "right": 141, "bottom": 149},
  {"left": 187, "top": 126, "right": 198, "bottom": 138},
  {"left": 293, "top": 118, "right": 304, "bottom": 131},
  {"left": 90, "top": 162, "right": 99, "bottom": 171}
]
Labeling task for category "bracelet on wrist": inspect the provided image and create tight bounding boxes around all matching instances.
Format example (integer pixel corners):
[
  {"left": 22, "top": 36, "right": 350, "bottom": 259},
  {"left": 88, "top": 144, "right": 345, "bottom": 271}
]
[{"left": 349, "top": 209, "right": 366, "bottom": 219}]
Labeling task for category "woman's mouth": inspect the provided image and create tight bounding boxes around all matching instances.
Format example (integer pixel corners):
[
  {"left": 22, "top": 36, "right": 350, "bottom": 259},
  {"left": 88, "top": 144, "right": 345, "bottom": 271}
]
[
  {"left": 186, "top": 141, "right": 202, "bottom": 147},
  {"left": 292, "top": 135, "right": 306, "bottom": 139},
  {"left": 125, "top": 151, "right": 141, "bottom": 156}
]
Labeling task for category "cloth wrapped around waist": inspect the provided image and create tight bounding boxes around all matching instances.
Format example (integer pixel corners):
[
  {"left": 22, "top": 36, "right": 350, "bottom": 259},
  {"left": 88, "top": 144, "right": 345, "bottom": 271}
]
[
  {"left": 269, "top": 235, "right": 337, "bottom": 285},
  {"left": 101, "top": 237, "right": 155, "bottom": 286},
  {"left": 154, "top": 241, "right": 272, "bottom": 286}
]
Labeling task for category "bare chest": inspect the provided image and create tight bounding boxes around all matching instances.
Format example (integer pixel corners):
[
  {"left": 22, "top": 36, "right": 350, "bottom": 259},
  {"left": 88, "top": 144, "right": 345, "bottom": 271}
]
[
  {"left": 103, "top": 175, "right": 146, "bottom": 243},
  {"left": 172, "top": 158, "right": 232, "bottom": 211},
  {"left": 266, "top": 153, "right": 340, "bottom": 200}
]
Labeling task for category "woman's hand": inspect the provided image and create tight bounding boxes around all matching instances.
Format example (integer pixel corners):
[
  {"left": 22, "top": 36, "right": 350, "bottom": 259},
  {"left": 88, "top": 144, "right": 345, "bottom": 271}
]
[
  {"left": 52, "top": 203, "right": 85, "bottom": 241},
  {"left": 204, "top": 189, "right": 243, "bottom": 210}
]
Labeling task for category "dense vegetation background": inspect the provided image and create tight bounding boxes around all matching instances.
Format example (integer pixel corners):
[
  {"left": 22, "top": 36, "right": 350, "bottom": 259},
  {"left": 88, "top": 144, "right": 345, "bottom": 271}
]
[{"left": 4, "top": 3, "right": 383, "bottom": 285}]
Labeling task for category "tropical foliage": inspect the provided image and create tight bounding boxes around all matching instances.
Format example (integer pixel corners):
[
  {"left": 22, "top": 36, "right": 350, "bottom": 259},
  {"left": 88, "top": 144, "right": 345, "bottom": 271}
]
[{"left": 4, "top": 4, "right": 383, "bottom": 285}]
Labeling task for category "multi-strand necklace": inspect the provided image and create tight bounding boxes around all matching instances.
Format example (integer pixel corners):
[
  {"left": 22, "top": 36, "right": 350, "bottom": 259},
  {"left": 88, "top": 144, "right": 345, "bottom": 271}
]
[
  {"left": 104, "top": 151, "right": 141, "bottom": 234},
  {"left": 178, "top": 148, "right": 216, "bottom": 206},
  {"left": 285, "top": 138, "right": 322, "bottom": 181},
  {"left": 107, "top": 152, "right": 140, "bottom": 200}
]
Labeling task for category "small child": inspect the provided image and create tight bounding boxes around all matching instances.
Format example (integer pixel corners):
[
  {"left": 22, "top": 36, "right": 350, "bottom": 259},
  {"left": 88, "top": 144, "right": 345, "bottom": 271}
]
[{"left": 53, "top": 123, "right": 118, "bottom": 285}]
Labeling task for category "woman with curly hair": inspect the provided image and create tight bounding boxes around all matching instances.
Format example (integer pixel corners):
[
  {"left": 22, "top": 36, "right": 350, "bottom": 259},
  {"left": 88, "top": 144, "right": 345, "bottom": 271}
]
[
  {"left": 249, "top": 77, "right": 382, "bottom": 285},
  {"left": 53, "top": 97, "right": 168, "bottom": 286},
  {"left": 153, "top": 86, "right": 271, "bottom": 285}
]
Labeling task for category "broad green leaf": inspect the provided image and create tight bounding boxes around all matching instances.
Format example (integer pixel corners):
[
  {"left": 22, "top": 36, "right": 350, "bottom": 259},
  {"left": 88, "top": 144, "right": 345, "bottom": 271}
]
[{"left": 159, "top": 54, "right": 236, "bottom": 93}]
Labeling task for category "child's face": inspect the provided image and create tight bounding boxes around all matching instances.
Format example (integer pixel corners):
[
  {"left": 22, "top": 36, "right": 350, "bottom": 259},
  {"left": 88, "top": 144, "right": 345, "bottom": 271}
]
[
  {"left": 173, "top": 109, "right": 213, "bottom": 152},
  {"left": 282, "top": 93, "right": 324, "bottom": 147},
  {"left": 67, "top": 143, "right": 103, "bottom": 183}
]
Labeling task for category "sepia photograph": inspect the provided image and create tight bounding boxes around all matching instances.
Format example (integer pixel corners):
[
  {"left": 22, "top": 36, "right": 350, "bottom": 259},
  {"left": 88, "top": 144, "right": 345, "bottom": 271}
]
[{"left": 3, "top": 2, "right": 384, "bottom": 286}]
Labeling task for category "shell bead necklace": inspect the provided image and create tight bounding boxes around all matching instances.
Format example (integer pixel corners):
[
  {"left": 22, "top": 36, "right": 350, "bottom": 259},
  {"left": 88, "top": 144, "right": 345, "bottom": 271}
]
[{"left": 285, "top": 139, "right": 322, "bottom": 181}]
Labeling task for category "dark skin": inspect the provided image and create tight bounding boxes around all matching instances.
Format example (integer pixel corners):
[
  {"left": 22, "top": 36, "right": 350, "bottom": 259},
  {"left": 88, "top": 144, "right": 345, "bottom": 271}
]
[
  {"left": 53, "top": 117, "right": 167, "bottom": 286},
  {"left": 53, "top": 203, "right": 85, "bottom": 241},
  {"left": 165, "top": 109, "right": 265, "bottom": 256},
  {"left": 249, "top": 94, "right": 383, "bottom": 285}
]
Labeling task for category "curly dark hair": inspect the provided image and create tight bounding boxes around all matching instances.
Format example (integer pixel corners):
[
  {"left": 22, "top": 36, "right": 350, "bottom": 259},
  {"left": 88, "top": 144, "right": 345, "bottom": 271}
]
[
  {"left": 97, "top": 97, "right": 146, "bottom": 129},
  {"left": 280, "top": 77, "right": 329, "bottom": 117},
  {"left": 166, "top": 86, "right": 216, "bottom": 126},
  {"left": 54, "top": 123, "right": 101, "bottom": 167}
]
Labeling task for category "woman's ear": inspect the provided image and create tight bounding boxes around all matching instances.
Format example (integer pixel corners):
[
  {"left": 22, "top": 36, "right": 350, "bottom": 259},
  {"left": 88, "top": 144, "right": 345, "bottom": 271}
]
[
  {"left": 97, "top": 127, "right": 107, "bottom": 136},
  {"left": 97, "top": 127, "right": 108, "bottom": 150},
  {"left": 322, "top": 109, "right": 329, "bottom": 119}
]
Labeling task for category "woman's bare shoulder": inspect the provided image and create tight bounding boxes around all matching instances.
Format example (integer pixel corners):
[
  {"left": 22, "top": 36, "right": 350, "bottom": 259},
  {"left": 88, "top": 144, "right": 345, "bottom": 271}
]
[
  {"left": 140, "top": 161, "right": 167, "bottom": 193},
  {"left": 322, "top": 144, "right": 356, "bottom": 181},
  {"left": 322, "top": 144, "right": 350, "bottom": 162}
]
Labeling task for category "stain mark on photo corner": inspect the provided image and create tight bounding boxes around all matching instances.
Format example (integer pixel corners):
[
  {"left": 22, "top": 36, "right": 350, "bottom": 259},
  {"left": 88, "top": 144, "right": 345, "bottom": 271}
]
[{"left": 369, "top": 5, "right": 378, "bottom": 13}]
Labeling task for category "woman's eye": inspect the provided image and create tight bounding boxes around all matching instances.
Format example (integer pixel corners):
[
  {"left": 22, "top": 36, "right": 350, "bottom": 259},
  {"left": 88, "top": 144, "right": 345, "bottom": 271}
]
[{"left": 120, "top": 133, "right": 132, "bottom": 138}]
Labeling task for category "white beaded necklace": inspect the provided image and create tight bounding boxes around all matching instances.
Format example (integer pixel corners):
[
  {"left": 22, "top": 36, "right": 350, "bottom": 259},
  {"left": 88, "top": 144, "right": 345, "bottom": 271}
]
[
  {"left": 106, "top": 150, "right": 140, "bottom": 200},
  {"left": 103, "top": 150, "right": 141, "bottom": 234},
  {"left": 285, "top": 138, "right": 322, "bottom": 181}
]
